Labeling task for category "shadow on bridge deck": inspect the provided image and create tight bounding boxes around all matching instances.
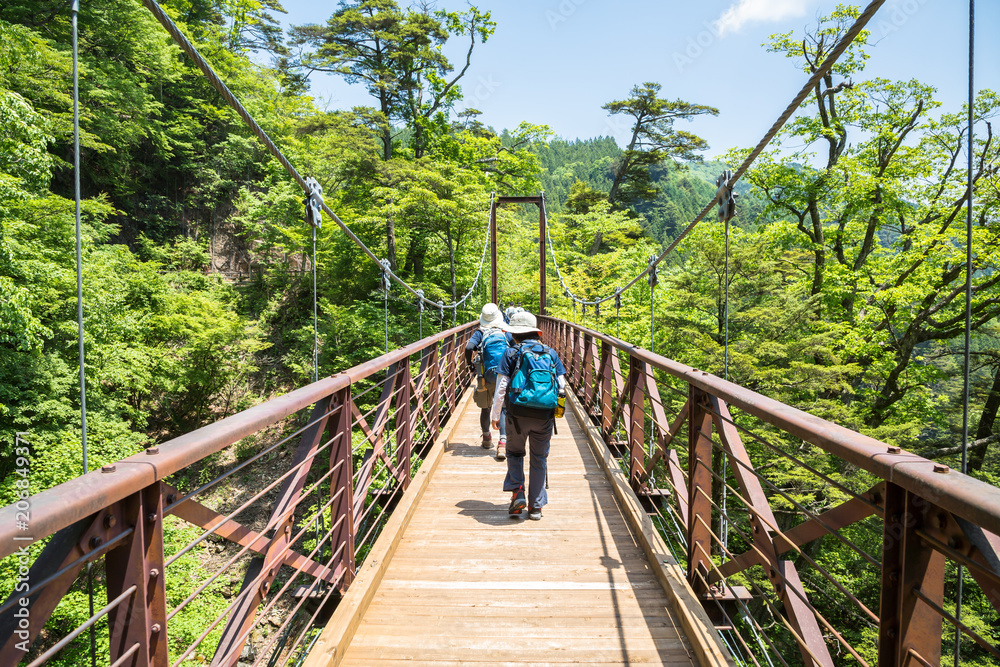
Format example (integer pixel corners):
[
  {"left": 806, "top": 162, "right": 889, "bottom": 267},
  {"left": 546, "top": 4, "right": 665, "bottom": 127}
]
[{"left": 305, "top": 390, "right": 727, "bottom": 666}]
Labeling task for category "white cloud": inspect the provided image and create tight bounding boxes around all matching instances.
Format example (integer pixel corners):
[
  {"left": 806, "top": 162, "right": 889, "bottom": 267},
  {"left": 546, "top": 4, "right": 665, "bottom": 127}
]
[{"left": 714, "top": 0, "right": 810, "bottom": 37}]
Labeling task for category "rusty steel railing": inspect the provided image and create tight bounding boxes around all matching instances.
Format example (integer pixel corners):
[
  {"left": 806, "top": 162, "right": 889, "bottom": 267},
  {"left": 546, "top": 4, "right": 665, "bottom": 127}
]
[
  {"left": 0, "top": 322, "right": 476, "bottom": 667},
  {"left": 541, "top": 316, "right": 1000, "bottom": 667}
]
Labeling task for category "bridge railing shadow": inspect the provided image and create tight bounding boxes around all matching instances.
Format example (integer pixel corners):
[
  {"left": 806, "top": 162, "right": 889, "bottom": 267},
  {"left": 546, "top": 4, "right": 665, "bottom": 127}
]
[
  {"left": 542, "top": 315, "right": 1000, "bottom": 667},
  {"left": 0, "top": 322, "right": 476, "bottom": 667}
]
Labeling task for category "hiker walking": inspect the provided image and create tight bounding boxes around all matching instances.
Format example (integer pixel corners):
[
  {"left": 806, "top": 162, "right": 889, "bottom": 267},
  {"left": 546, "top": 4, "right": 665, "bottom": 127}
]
[
  {"left": 490, "top": 310, "right": 566, "bottom": 520},
  {"left": 465, "top": 303, "right": 513, "bottom": 459}
]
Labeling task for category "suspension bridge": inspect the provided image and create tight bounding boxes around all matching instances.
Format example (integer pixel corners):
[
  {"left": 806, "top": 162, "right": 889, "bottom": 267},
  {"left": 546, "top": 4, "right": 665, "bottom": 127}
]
[{"left": 3, "top": 0, "right": 999, "bottom": 665}]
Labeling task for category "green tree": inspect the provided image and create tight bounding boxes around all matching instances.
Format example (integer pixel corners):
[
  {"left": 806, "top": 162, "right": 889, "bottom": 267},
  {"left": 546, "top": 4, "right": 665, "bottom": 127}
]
[{"left": 602, "top": 82, "right": 717, "bottom": 207}]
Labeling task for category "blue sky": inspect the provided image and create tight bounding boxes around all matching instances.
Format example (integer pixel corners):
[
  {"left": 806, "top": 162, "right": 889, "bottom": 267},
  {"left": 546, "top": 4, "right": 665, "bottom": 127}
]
[{"left": 279, "top": 0, "right": 998, "bottom": 160}]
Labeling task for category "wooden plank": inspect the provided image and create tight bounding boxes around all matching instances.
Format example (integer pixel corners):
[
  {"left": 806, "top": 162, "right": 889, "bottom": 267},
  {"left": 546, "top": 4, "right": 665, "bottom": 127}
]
[
  {"left": 320, "top": 386, "right": 716, "bottom": 667},
  {"left": 302, "top": 387, "right": 476, "bottom": 667},
  {"left": 567, "top": 392, "right": 737, "bottom": 667}
]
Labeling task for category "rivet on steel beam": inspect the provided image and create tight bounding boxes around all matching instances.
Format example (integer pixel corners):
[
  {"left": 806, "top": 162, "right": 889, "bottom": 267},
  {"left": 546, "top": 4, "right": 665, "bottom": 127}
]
[
  {"left": 949, "top": 537, "right": 963, "bottom": 550},
  {"left": 102, "top": 464, "right": 116, "bottom": 473},
  {"left": 104, "top": 514, "right": 117, "bottom": 529},
  {"left": 887, "top": 446, "right": 901, "bottom": 454},
  {"left": 934, "top": 464, "right": 950, "bottom": 473},
  {"left": 146, "top": 446, "right": 159, "bottom": 455},
  {"left": 89, "top": 536, "right": 103, "bottom": 549},
  {"left": 938, "top": 513, "right": 948, "bottom": 529},
  {"left": 166, "top": 494, "right": 176, "bottom": 505},
  {"left": 150, "top": 624, "right": 161, "bottom": 634},
  {"left": 284, "top": 525, "right": 291, "bottom": 535},
  {"left": 149, "top": 568, "right": 160, "bottom": 579},
  {"left": 887, "top": 628, "right": 897, "bottom": 639},
  {"left": 888, "top": 570, "right": 899, "bottom": 582},
  {"left": 147, "top": 513, "right": 158, "bottom": 523},
  {"left": 871, "top": 492, "right": 882, "bottom": 505}
]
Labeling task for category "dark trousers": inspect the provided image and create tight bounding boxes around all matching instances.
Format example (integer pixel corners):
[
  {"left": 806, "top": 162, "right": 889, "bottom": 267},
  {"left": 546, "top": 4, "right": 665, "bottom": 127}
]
[
  {"left": 503, "top": 412, "right": 553, "bottom": 509},
  {"left": 478, "top": 377, "right": 506, "bottom": 437}
]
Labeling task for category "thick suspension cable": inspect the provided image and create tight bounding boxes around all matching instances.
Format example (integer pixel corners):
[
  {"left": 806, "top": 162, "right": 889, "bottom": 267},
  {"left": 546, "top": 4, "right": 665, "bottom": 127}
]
[
  {"left": 545, "top": 0, "right": 886, "bottom": 309},
  {"left": 139, "top": 0, "right": 481, "bottom": 313}
]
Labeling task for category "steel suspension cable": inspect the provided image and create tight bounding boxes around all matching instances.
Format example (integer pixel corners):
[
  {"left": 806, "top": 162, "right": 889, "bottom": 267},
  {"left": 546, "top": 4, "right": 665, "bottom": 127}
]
[
  {"left": 312, "top": 225, "right": 318, "bottom": 382},
  {"left": 546, "top": 0, "right": 886, "bottom": 309},
  {"left": 71, "top": 4, "right": 97, "bottom": 664},
  {"left": 956, "top": 2, "right": 975, "bottom": 663},
  {"left": 721, "top": 214, "right": 731, "bottom": 557},
  {"left": 138, "top": 0, "right": 480, "bottom": 313}
]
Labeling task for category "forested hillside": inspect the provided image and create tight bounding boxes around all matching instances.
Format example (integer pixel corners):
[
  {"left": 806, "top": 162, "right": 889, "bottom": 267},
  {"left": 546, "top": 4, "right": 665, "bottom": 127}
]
[{"left": 2, "top": 0, "right": 999, "bottom": 664}]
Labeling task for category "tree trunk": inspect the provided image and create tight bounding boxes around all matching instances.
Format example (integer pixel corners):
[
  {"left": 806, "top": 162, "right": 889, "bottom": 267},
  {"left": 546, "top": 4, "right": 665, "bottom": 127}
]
[
  {"left": 386, "top": 208, "right": 398, "bottom": 271},
  {"left": 971, "top": 364, "right": 1000, "bottom": 471},
  {"left": 403, "top": 235, "right": 426, "bottom": 281},
  {"left": 445, "top": 223, "right": 457, "bottom": 301}
]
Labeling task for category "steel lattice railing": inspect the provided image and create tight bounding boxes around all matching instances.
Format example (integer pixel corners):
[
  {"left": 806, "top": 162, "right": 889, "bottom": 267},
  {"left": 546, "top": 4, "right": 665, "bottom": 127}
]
[
  {"left": 541, "top": 316, "right": 1000, "bottom": 667},
  {"left": 0, "top": 323, "right": 475, "bottom": 667}
]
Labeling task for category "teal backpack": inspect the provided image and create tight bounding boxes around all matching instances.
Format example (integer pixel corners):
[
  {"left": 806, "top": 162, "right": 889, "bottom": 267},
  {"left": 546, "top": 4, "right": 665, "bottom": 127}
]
[
  {"left": 508, "top": 342, "right": 559, "bottom": 410},
  {"left": 478, "top": 329, "right": 508, "bottom": 376}
]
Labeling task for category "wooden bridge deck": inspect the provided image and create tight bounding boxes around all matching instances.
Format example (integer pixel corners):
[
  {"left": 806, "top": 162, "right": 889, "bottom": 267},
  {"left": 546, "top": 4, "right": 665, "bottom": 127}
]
[{"left": 307, "top": 392, "right": 725, "bottom": 666}]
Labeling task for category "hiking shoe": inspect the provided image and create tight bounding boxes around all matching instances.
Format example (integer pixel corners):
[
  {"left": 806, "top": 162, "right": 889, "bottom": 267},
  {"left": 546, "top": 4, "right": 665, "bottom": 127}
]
[
  {"left": 528, "top": 506, "right": 543, "bottom": 521},
  {"left": 508, "top": 487, "right": 526, "bottom": 516},
  {"left": 496, "top": 438, "right": 506, "bottom": 460},
  {"left": 481, "top": 432, "right": 492, "bottom": 449}
]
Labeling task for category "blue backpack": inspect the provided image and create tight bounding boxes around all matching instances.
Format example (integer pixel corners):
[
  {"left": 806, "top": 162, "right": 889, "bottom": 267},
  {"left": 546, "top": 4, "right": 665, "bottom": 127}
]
[
  {"left": 508, "top": 342, "right": 559, "bottom": 410},
  {"left": 479, "top": 329, "right": 508, "bottom": 375}
]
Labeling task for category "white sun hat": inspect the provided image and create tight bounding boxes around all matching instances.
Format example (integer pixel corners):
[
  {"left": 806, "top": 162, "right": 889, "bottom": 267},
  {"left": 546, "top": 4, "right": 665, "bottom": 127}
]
[
  {"left": 505, "top": 310, "right": 542, "bottom": 335},
  {"left": 479, "top": 303, "right": 506, "bottom": 329}
]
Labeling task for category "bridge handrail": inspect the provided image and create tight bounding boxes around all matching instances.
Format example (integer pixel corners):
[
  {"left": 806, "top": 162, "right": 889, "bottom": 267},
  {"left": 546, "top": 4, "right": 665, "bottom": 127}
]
[
  {"left": 0, "top": 321, "right": 476, "bottom": 666},
  {"left": 0, "top": 322, "right": 475, "bottom": 560},
  {"left": 540, "top": 316, "right": 1000, "bottom": 535},
  {"left": 542, "top": 315, "right": 1000, "bottom": 667}
]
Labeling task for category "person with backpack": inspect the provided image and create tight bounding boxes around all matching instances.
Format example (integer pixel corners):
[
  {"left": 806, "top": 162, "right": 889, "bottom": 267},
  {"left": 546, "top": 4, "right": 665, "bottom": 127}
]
[
  {"left": 464, "top": 303, "right": 514, "bottom": 458},
  {"left": 489, "top": 310, "right": 567, "bottom": 520}
]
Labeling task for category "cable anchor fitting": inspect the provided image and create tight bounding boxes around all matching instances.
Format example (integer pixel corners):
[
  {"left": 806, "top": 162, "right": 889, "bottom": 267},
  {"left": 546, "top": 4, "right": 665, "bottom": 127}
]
[
  {"left": 304, "top": 177, "right": 324, "bottom": 228},
  {"left": 380, "top": 259, "right": 392, "bottom": 292},
  {"left": 716, "top": 169, "right": 737, "bottom": 223}
]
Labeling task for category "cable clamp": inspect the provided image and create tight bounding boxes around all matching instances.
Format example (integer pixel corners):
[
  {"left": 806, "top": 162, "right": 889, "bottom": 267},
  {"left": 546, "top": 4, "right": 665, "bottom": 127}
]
[
  {"left": 380, "top": 259, "right": 392, "bottom": 292},
  {"left": 582, "top": 303, "right": 587, "bottom": 317},
  {"left": 437, "top": 301, "right": 444, "bottom": 321},
  {"left": 416, "top": 289, "right": 425, "bottom": 312},
  {"left": 716, "top": 169, "right": 737, "bottom": 222},
  {"left": 614, "top": 287, "right": 622, "bottom": 312},
  {"left": 647, "top": 255, "right": 659, "bottom": 289},
  {"left": 594, "top": 302, "right": 600, "bottom": 320},
  {"left": 304, "top": 177, "right": 324, "bottom": 228}
]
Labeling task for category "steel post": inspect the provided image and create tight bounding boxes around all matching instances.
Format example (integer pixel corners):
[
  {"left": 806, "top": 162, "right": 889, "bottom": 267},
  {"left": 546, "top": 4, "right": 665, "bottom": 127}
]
[
  {"left": 396, "top": 358, "right": 413, "bottom": 489},
  {"left": 105, "top": 484, "right": 168, "bottom": 667},
  {"left": 330, "top": 386, "right": 356, "bottom": 591},
  {"left": 489, "top": 193, "right": 497, "bottom": 305},
  {"left": 539, "top": 192, "right": 547, "bottom": 315},
  {"left": 879, "top": 483, "right": 945, "bottom": 667},
  {"left": 626, "top": 355, "right": 646, "bottom": 492},
  {"left": 687, "top": 386, "right": 713, "bottom": 596}
]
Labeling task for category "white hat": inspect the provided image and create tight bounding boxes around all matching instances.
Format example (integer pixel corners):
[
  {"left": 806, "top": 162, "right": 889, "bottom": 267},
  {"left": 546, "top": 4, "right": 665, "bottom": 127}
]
[
  {"left": 506, "top": 310, "right": 541, "bottom": 335},
  {"left": 479, "top": 303, "right": 505, "bottom": 329}
]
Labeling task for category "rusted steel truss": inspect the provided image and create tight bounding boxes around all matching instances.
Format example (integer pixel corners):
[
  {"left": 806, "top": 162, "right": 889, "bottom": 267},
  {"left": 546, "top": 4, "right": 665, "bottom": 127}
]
[
  {"left": 541, "top": 316, "right": 1000, "bottom": 667},
  {"left": 0, "top": 323, "right": 474, "bottom": 667}
]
